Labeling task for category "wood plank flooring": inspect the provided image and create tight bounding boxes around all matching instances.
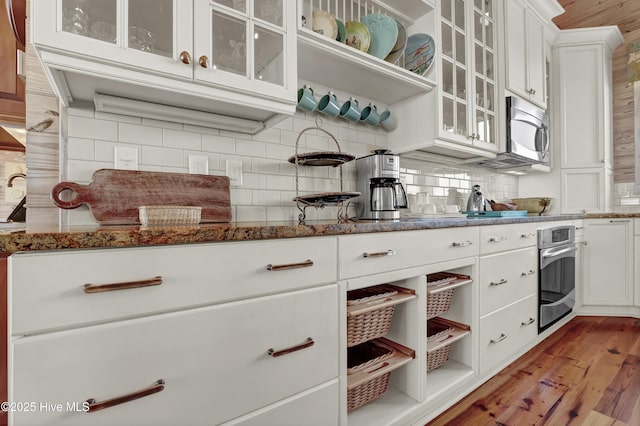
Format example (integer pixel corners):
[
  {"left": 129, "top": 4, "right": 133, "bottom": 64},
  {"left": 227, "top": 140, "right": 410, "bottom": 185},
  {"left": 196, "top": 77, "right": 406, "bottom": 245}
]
[{"left": 427, "top": 316, "right": 640, "bottom": 426}]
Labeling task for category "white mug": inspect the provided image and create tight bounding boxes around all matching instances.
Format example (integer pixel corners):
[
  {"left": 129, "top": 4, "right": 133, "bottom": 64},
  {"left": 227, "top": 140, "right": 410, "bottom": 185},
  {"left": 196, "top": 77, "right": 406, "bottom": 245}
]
[{"left": 444, "top": 204, "right": 460, "bottom": 214}]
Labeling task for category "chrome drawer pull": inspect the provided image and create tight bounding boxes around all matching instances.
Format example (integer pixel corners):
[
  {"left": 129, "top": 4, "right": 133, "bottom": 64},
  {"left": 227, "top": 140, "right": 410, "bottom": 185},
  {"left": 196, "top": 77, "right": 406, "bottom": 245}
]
[
  {"left": 451, "top": 241, "right": 473, "bottom": 247},
  {"left": 267, "top": 337, "right": 314, "bottom": 357},
  {"left": 609, "top": 220, "right": 630, "bottom": 223},
  {"left": 521, "top": 270, "right": 535, "bottom": 277},
  {"left": 84, "top": 276, "right": 163, "bottom": 294},
  {"left": 266, "top": 259, "right": 313, "bottom": 271},
  {"left": 490, "top": 333, "right": 507, "bottom": 344},
  {"left": 521, "top": 233, "right": 536, "bottom": 238},
  {"left": 521, "top": 318, "right": 535, "bottom": 326},
  {"left": 363, "top": 250, "right": 396, "bottom": 258},
  {"left": 489, "top": 279, "right": 508, "bottom": 286},
  {"left": 85, "top": 379, "right": 165, "bottom": 412},
  {"left": 489, "top": 236, "right": 507, "bottom": 242}
]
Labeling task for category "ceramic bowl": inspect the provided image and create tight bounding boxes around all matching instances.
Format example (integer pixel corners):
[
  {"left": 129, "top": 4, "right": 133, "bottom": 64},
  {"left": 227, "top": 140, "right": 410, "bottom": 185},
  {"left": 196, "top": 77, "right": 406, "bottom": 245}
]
[
  {"left": 511, "top": 197, "right": 553, "bottom": 215},
  {"left": 360, "top": 14, "right": 398, "bottom": 59}
]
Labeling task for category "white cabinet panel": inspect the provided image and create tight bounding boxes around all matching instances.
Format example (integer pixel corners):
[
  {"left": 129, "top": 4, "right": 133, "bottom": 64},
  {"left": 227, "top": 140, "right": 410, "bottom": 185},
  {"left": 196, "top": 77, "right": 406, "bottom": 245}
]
[
  {"left": 582, "top": 219, "right": 633, "bottom": 306},
  {"left": 479, "top": 294, "right": 537, "bottom": 374},
  {"left": 561, "top": 168, "right": 611, "bottom": 214},
  {"left": 479, "top": 247, "right": 537, "bottom": 316},
  {"left": 10, "top": 237, "right": 337, "bottom": 335},
  {"left": 10, "top": 286, "right": 339, "bottom": 426},
  {"left": 338, "top": 228, "right": 479, "bottom": 280},
  {"left": 479, "top": 223, "right": 538, "bottom": 255}
]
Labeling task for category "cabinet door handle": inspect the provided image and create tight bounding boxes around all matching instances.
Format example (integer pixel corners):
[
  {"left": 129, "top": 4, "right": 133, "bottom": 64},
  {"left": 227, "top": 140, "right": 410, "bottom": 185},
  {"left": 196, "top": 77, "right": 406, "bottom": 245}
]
[
  {"left": 363, "top": 249, "right": 396, "bottom": 258},
  {"left": 609, "top": 220, "right": 630, "bottom": 223},
  {"left": 490, "top": 333, "right": 507, "bottom": 344},
  {"left": 85, "top": 379, "right": 165, "bottom": 412},
  {"left": 84, "top": 276, "right": 163, "bottom": 294},
  {"left": 266, "top": 259, "right": 313, "bottom": 271},
  {"left": 521, "top": 233, "right": 536, "bottom": 238},
  {"left": 489, "top": 236, "right": 507, "bottom": 242},
  {"left": 198, "top": 55, "right": 209, "bottom": 68},
  {"left": 267, "top": 337, "right": 314, "bottom": 357},
  {"left": 489, "top": 279, "right": 508, "bottom": 286},
  {"left": 582, "top": 241, "right": 588, "bottom": 246},
  {"left": 451, "top": 241, "right": 473, "bottom": 247},
  {"left": 179, "top": 51, "right": 191, "bottom": 64},
  {"left": 521, "top": 270, "right": 535, "bottom": 277},
  {"left": 521, "top": 318, "right": 535, "bottom": 326},
  {"left": 575, "top": 226, "right": 583, "bottom": 230}
]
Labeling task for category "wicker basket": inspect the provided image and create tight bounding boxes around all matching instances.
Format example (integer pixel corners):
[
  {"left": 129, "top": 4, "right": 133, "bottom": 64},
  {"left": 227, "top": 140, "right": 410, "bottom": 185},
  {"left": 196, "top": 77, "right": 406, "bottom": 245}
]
[
  {"left": 347, "top": 340, "right": 395, "bottom": 411},
  {"left": 427, "top": 318, "right": 455, "bottom": 372},
  {"left": 426, "top": 272, "right": 471, "bottom": 320},
  {"left": 347, "top": 285, "right": 415, "bottom": 347}
]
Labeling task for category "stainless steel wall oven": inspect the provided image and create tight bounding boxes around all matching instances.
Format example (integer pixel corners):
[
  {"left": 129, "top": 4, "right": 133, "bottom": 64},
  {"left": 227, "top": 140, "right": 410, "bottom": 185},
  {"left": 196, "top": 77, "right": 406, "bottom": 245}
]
[{"left": 538, "top": 225, "right": 576, "bottom": 333}]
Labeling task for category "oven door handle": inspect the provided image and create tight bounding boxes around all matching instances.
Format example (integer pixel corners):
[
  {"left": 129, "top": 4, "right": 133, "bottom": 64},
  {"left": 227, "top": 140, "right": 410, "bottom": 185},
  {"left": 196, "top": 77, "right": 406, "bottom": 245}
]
[{"left": 542, "top": 245, "right": 577, "bottom": 259}]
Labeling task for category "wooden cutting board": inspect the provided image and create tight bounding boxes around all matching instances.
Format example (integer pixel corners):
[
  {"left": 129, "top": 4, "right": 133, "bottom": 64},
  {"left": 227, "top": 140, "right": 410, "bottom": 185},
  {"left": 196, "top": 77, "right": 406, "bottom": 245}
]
[{"left": 51, "top": 169, "right": 231, "bottom": 225}]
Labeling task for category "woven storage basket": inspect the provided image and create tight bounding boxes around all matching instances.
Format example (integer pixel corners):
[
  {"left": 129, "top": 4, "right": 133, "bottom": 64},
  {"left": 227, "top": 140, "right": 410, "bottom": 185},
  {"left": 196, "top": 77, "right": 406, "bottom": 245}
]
[
  {"left": 427, "top": 318, "right": 455, "bottom": 372},
  {"left": 426, "top": 272, "right": 470, "bottom": 320},
  {"left": 346, "top": 286, "right": 399, "bottom": 347},
  {"left": 347, "top": 340, "right": 395, "bottom": 411}
]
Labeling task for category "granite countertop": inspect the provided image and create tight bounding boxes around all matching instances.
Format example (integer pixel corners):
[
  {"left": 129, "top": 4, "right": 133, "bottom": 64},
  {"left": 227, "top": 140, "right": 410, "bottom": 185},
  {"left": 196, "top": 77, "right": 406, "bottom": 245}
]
[{"left": 0, "top": 213, "right": 636, "bottom": 253}]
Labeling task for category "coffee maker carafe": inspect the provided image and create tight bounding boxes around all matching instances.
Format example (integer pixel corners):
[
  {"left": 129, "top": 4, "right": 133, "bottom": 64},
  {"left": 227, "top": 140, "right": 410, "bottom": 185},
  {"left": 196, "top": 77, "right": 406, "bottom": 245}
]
[{"left": 356, "top": 150, "right": 408, "bottom": 220}]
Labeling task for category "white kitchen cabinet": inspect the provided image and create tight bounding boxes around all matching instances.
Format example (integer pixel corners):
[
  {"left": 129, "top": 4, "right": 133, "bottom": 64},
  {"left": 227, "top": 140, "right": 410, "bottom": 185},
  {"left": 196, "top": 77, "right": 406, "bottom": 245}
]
[
  {"left": 10, "top": 286, "right": 339, "bottom": 426},
  {"left": 31, "top": 0, "right": 297, "bottom": 132},
  {"left": 479, "top": 293, "right": 537, "bottom": 374},
  {"left": 8, "top": 238, "right": 340, "bottom": 426},
  {"left": 388, "top": 0, "right": 499, "bottom": 160},
  {"left": 503, "top": 0, "right": 547, "bottom": 108},
  {"left": 582, "top": 219, "right": 634, "bottom": 306},
  {"left": 553, "top": 27, "right": 623, "bottom": 213}
]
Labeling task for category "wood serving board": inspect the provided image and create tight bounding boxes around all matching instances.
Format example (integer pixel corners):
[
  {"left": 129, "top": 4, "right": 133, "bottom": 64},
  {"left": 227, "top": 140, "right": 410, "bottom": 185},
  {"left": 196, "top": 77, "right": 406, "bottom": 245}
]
[{"left": 51, "top": 169, "right": 231, "bottom": 225}]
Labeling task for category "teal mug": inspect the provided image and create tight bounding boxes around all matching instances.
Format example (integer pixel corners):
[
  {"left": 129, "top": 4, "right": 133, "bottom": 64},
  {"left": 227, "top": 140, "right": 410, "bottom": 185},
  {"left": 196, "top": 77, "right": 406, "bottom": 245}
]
[
  {"left": 339, "top": 97, "right": 360, "bottom": 121},
  {"left": 360, "top": 103, "right": 380, "bottom": 126},
  {"left": 379, "top": 108, "right": 397, "bottom": 131},
  {"left": 297, "top": 85, "right": 317, "bottom": 112},
  {"left": 318, "top": 92, "right": 340, "bottom": 117}
]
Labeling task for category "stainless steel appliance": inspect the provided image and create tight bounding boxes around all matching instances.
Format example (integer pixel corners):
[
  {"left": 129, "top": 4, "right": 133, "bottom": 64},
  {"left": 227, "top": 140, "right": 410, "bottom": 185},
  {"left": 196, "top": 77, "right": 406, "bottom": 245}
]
[
  {"left": 538, "top": 225, "right": 576, "bottom": 333},
  {"left": 355, "top": 150, "right": 407, "bottom": 220},
  {"left": 473, "top": 96, "right": 549, "bottom": 168}
]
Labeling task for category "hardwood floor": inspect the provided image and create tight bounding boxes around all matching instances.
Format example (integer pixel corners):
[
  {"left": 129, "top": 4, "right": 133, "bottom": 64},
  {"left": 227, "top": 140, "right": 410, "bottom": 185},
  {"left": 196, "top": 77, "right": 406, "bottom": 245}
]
[{"left": 428, "top": 316, "right": 640, "bottom": 426}]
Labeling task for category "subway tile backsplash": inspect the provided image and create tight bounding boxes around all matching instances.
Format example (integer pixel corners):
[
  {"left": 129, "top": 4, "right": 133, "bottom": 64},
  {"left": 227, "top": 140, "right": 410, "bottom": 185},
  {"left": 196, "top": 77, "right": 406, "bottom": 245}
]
[{"left": 63, "top": 90, "right": 520, "bottom": 225}]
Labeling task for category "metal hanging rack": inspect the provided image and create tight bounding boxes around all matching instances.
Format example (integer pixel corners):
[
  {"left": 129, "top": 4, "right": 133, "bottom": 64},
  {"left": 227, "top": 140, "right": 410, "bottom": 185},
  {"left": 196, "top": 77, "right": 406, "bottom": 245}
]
[{"left": 291, "top": 121, "right": 359, "bottom": 224}]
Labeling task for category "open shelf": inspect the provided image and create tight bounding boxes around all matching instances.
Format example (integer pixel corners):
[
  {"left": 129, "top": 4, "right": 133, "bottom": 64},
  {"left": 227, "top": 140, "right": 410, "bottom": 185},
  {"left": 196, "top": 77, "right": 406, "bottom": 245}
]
[
  {"left": 297, "top": 28, "right": 435, "bottom": 105},
  {"left": 425, "top": 359, "right": 475, "bottom": 403},
  {"left": 348, "top": 386, "right": 421, "bottom": 426}
]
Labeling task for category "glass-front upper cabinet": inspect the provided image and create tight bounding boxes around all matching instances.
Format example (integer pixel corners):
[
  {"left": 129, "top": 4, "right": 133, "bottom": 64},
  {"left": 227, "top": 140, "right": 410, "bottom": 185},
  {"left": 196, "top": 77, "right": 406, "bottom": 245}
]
[
  {"left": 193, "top": 0, "right": 296, "bottom": 101},
  {"left": 438, "top": 0, "right": 497, "bottom": 152},
  {"left": 51, "top": 0, "right": 193, "bottom": 78}
]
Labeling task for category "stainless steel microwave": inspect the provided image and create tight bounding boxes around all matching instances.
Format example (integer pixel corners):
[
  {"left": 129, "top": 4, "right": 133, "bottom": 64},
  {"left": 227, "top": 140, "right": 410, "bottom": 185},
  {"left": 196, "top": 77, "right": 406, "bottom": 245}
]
[
  {"left": 505, "top": 96, "right": 549, "bottom": 165},
  {"left": 473, "top": 96, "right": 549, "bottom": 168}
]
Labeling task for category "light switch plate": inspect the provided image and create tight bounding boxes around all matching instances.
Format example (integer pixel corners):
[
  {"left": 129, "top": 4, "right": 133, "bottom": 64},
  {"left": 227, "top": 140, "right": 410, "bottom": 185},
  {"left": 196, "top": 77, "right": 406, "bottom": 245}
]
[
  {"left": 226, "top": 160, "right": 243, "bottom": 186},
  {"left": 189, "top": 155, "right": 209, "bottom": 174},
  {"left": 114, "top": 146, "right": 138, "bottom": 170}
]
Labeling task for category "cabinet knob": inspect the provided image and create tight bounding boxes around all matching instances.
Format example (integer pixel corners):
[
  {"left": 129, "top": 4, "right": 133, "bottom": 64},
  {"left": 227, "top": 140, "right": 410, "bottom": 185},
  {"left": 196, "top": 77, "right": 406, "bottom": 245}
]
[
  {"left": 179, "top": 51, "right": 191, "bottom": 64},
  {"left": 199, "top": 55, "right": 209, "bottom": 68}
]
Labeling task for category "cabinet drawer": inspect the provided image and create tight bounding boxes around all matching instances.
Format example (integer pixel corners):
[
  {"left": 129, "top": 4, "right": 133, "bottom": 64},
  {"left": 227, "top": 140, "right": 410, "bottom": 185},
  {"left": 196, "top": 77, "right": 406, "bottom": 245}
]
[
  {"left": 222, "top": 380, "right": 339, "bottom": 425},
  {"left": 10, "top": 286, "right": 339, "bottom": 426},
  {"left": 10, "top": 237, "right": 337, "bottom": 335},
  {"left": 339, "top": 228, "right": 479, "bottom": 280},
  {"left": 479, "top": 223, "right": 538, "bottom": 255},
  {"left": 479, "top": 247, "right": 538, "bottom": 316},
  {"left": 479, "top": 294, "right": 538, "bottom": 374}
]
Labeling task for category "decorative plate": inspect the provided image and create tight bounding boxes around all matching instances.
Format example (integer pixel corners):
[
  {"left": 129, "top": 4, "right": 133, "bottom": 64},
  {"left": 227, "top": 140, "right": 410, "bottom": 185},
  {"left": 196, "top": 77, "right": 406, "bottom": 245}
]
[
  {"left": 288, "top": 151, "right": 356, "bottom": 167},
  {"left": 293, "top": 192, "right": 361, "bottom": 205},
  {"left": 404, "top": 33, "right": 435, "bottom": 76},
  {"left": 385, "top": 19, "right": 407, "bottom": 65},
  {"left": 336, "top": 18, "right": 346, "bottom": 42},
  {"left": 344, "top": 21, "right": 370, "bottom": 53},
  {"left": 360, "top": 14, "right": 398, "bottom": 59},
  {"left": 312, "top": 10, "right": 338, "bottom": 40}
]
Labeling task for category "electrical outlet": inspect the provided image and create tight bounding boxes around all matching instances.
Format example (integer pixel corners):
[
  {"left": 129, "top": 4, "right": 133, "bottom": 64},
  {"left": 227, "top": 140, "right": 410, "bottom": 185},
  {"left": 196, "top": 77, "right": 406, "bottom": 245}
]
[
  {"left": 114, "top": 146, "right": 138, "bottom": 170},
  {"left": 189, "top": 155, "right": 209, "bottom": 174},
  {"left": 226, "top": 160, "right": 243, "bottom": 186}
]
